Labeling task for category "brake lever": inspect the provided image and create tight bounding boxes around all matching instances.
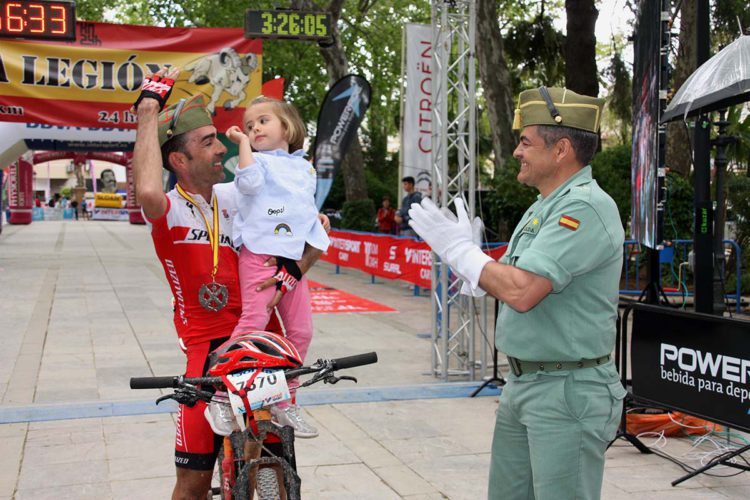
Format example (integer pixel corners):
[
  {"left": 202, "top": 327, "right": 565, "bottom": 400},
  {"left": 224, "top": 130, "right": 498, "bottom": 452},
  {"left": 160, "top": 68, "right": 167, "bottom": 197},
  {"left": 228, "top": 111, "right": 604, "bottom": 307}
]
[
  {"left": 324, "top": 375, "right": 357, "bottom": 385},
  {"left": 156, "top": 386, "right": 213, "bottom": 407}
]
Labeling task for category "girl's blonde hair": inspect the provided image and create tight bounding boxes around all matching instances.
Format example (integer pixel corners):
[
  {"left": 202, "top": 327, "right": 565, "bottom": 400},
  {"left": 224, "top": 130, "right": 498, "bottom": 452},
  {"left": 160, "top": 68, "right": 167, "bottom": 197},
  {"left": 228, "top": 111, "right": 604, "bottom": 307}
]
[{"left": 245, "top": 96, "right": 306, "bottom": 153}]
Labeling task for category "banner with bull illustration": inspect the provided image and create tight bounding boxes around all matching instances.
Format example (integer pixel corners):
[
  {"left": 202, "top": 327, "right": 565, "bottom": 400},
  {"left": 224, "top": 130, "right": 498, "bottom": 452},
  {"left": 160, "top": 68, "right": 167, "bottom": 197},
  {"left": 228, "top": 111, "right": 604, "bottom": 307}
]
[{"left": 0, "top": 21, "right": 267, "bottom": 131}]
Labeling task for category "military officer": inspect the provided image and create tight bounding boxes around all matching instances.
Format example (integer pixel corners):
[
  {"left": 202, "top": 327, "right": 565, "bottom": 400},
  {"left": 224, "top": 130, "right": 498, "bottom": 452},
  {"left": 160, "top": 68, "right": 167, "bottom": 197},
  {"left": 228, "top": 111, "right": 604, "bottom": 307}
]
[{"left": 408, "top": 86, "right": 627, "bottom": 500}]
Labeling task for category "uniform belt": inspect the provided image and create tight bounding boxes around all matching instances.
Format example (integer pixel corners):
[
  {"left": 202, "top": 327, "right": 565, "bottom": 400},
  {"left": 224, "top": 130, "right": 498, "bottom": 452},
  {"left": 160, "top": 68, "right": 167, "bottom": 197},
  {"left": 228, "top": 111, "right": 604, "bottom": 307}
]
[{"left": 507, "top": 354, "right": 611, "bottom": 377}]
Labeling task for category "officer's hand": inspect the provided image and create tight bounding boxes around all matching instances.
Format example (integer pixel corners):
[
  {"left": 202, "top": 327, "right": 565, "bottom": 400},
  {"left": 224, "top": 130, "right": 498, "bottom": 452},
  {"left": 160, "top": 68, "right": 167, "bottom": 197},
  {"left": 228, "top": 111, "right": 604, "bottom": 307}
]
[
  {"left": 408, "top": 198, "right": 471, "bottom": 259},
  {"left": 409, "top": 198, "right": 492, "bottom": 290}
]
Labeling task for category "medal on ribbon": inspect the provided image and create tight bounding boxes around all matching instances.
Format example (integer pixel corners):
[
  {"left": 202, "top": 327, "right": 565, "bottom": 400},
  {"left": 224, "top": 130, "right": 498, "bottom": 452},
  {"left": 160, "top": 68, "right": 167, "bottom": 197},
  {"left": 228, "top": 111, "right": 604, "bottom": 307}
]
[
  {"left": 176, "top": 185, "right": 229, "bottom": 312},
  {"left": 198, "top": 281, "right": 229, "bottom": 312}
]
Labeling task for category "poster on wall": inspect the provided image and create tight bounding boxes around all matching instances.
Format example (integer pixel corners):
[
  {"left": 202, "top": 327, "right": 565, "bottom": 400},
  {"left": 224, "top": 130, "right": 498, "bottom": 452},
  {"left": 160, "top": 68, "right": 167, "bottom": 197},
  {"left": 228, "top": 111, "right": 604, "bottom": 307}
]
[{"left": 630, "top": 0, "right": 660, "bottom": 248}]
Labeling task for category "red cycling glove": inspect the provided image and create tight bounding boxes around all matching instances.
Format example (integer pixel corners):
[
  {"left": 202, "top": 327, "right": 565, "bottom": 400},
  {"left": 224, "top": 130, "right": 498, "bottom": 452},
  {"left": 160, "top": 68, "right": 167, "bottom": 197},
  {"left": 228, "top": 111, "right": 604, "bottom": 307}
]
[
  {"left": 133, "top": 73, "right": 175, "bottom": 111},
  {"left": 274, "top": 257, "right": 303, "bottom": 295}
]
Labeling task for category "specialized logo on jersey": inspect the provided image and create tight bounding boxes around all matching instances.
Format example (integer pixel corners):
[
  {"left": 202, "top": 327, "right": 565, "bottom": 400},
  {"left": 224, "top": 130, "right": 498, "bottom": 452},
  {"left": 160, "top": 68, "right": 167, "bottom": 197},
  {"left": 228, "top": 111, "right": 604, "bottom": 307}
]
[
  {"left": 181, "top": 228, "right": 235, "bottom": 247},
  {"left": 274, "top": 223, "right": 293, "bottom": 236},
  {"left": 558, "top": 215, "right": 580, "bottom": 231}
]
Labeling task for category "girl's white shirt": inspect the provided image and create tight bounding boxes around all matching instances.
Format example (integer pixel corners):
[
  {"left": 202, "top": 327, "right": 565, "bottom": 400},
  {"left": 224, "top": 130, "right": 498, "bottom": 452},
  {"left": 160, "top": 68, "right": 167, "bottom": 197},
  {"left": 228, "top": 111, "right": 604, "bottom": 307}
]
[{"left": 232, "top": 149, "right": 330, "bottom": 260}]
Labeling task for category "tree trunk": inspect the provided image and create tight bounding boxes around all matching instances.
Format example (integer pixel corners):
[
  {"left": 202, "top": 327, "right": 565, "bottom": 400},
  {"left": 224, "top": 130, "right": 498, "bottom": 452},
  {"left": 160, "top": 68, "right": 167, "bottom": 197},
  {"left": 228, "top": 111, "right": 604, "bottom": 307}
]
[
  {"left": 476, "top": 0, "right": 517, "bottom": 171},
  {"left": 666, "top": 0, "right": 697, "bottom": 177},
  {"left": 564, "top": 0, "right": 599, "bottom": 97},
  {"left": 300, "top": 0, "right": 368, "bottom": 201}
]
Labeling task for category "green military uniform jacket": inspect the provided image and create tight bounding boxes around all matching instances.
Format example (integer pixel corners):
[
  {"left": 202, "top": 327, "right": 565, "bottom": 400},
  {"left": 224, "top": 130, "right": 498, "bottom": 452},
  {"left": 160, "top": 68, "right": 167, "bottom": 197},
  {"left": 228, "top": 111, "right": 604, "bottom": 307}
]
[{"left": 496, "top": 166, "right": 624, "bottom": 375}]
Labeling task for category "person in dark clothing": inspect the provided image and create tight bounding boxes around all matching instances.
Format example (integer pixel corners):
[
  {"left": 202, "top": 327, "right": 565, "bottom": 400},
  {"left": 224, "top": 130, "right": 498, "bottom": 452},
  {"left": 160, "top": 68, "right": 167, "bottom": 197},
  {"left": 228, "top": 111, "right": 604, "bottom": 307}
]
[{"left": 394, "top": 176, "right": 422, "bottom": 237}]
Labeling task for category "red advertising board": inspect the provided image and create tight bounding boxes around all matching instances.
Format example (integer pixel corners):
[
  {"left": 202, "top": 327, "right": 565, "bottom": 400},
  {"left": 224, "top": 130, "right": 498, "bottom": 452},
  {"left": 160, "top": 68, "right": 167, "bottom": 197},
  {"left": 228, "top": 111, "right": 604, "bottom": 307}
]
[{"left": 321, "top": 230, "right": 507, "bottom": 288}]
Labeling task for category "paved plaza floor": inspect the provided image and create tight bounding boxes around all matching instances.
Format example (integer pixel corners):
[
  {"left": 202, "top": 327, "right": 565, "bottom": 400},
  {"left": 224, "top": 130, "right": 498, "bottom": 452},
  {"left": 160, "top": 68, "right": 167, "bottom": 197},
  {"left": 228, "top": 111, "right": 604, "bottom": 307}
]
[{"left": 1, "top": 220, "right": 749, "bottom": 499}]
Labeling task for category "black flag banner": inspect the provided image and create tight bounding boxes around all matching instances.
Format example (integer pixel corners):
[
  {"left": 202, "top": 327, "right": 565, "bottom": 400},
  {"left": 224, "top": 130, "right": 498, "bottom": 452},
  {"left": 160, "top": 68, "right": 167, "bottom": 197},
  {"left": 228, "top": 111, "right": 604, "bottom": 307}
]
[{"left": 313, "top": 75, "right": 371, "bottom": 209}]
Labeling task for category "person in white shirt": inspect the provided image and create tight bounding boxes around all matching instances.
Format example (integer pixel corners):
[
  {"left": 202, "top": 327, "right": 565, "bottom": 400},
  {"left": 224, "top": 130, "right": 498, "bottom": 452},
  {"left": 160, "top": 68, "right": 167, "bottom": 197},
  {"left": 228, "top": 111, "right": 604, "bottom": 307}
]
[{"left": 225, "top": 96, "right": 329, "bottom": 438}]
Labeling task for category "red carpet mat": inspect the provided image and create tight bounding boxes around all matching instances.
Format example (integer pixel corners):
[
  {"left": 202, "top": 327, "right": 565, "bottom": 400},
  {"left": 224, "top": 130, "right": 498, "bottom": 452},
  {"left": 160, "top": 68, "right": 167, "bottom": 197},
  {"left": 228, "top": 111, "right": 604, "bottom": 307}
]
[{"left": 308, "top": 280, "right": 397, "bottom": 314}]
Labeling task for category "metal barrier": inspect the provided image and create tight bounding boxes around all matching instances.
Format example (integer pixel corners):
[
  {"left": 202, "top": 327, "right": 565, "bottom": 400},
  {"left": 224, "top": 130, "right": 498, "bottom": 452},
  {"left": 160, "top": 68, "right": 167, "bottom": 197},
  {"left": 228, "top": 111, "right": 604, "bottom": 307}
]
[{"left": 621, "top": 239, "right": 742, "bottom": 313}]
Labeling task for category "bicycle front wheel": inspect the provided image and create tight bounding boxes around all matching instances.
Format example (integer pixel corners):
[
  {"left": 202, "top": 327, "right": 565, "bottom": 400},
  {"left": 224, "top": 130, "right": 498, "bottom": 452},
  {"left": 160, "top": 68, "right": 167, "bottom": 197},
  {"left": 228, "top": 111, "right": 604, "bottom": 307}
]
[{"left": 255, "top": 467, "right": 281, "bottom": 500}]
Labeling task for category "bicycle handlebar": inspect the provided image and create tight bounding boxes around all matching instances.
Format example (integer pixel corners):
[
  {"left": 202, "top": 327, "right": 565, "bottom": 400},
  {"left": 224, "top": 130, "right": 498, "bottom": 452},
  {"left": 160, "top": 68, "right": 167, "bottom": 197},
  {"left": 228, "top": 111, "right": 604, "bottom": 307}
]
[
  {"left": 130, "top": 376, "right": 181, "bottom": 389},
  {"left": 330, "top": 351, "right": 378, "bottom": 370},
  {"left": 129, "top": 351, "right": 378, "bottom": 390}
]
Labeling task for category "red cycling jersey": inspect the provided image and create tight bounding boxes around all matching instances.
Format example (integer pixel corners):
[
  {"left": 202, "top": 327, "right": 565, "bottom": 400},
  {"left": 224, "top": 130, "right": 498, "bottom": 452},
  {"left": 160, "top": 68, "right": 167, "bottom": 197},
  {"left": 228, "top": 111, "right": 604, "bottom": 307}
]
[{"left": 146, "top": 183, "right": 243, "bottom": 346}]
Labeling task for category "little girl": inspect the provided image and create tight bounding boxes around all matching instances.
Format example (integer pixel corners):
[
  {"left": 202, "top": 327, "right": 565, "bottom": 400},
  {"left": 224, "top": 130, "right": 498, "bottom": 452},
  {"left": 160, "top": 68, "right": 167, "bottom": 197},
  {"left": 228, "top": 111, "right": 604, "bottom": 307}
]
[{"left": 225, "top": 96, "right": 329, "bottom": 438}]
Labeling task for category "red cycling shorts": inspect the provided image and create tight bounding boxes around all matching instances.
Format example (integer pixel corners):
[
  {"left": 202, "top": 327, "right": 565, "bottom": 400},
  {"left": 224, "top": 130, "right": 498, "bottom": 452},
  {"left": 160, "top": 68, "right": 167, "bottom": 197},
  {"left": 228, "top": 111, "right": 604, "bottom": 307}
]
[{"left": 174, "top": 336, "right": 227, "bottom": 470}]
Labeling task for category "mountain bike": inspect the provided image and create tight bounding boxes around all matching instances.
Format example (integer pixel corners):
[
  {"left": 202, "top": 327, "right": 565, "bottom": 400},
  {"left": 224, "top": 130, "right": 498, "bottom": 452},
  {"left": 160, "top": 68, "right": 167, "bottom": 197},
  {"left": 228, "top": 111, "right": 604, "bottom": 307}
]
[{"left": 130, "top": 351, "right": 378, "bottom": 499}]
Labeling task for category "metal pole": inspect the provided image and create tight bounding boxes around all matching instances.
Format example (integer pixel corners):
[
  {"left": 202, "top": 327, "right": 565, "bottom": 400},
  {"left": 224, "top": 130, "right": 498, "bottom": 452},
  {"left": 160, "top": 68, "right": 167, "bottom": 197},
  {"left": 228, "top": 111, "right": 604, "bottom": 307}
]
[{"left": 692, "top": 0, "right": 714, "bottom": 313}]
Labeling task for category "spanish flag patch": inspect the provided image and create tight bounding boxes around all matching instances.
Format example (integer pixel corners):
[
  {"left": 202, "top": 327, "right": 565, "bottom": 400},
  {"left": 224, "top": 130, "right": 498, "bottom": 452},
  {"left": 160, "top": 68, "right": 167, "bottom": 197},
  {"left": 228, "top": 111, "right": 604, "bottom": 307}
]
[{"left": 558, "top": 215, "right": 580, "bottom": 231}]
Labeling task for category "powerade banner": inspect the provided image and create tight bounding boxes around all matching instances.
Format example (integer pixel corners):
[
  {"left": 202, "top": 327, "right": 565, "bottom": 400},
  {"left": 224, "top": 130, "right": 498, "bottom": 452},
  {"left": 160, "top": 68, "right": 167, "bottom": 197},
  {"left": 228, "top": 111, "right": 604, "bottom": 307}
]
[
  {"left": 631, "top": 304, "right": 750, "bottom": 432},
  {"left": 320, "top": 230, "right": 506, "bottom": 288},
  {"left": 0, "top": 21, "right": 264, "bottom": 132},
  {"left": 313, "top": 75, "right": 371, "bottom": 209}
]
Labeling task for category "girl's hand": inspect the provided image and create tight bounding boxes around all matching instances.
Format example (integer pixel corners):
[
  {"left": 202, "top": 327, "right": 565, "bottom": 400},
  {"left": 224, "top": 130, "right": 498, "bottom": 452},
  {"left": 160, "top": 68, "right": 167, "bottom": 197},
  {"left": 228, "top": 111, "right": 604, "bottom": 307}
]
[
  {"left": 318, "top": 213, "right": 331, "bottom": 232},
  {"left": 225, "top": 125, "right": 248, "bottom": 145}
]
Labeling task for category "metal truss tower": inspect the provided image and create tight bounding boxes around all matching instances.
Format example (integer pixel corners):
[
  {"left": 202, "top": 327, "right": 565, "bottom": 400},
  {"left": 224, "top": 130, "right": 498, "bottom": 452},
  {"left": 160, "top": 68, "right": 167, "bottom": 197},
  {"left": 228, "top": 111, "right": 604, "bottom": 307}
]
[{"left": 430, "top": 0, "right": 480, "bottom": 380}]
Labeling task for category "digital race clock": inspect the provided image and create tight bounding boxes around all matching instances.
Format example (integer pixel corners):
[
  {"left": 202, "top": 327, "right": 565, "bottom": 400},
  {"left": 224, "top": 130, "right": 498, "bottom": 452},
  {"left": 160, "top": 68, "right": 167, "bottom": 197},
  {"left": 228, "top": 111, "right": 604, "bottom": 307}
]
[
  {"left": 0, "top": 0, "right": 76, "bottom": 41},
  {"left": 245, "top": 9, "right": 332, "bottom": 42}
]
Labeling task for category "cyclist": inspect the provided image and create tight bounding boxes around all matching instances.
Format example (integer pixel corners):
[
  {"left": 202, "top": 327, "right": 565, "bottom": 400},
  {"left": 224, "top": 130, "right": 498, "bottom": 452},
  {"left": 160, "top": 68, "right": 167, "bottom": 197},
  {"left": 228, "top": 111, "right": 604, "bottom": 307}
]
[{"left": 132, "top": 67, "right": 325, "bottom": 500}]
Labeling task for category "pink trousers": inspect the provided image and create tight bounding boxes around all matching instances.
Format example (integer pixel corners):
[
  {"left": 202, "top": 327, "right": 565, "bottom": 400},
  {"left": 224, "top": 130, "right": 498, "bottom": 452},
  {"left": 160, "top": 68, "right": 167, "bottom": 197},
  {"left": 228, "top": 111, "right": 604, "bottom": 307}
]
[{"left": 232, "top": 248, "right": 313, "bottom": 400}]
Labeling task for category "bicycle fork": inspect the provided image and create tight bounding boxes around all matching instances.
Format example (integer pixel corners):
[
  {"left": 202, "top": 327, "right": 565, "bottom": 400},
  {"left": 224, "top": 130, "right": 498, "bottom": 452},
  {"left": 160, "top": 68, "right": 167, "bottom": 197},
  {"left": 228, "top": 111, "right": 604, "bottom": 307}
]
[{"left": 240, "top": 409, "right": 301, "bottom": 500}]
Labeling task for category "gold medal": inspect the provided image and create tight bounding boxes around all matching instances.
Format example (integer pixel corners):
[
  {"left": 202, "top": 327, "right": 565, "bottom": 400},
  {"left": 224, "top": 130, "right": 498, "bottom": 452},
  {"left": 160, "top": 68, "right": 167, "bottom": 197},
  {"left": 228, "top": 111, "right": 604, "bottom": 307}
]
[{"left": 176, "top": 185, "right": 228, "bottom": 312}]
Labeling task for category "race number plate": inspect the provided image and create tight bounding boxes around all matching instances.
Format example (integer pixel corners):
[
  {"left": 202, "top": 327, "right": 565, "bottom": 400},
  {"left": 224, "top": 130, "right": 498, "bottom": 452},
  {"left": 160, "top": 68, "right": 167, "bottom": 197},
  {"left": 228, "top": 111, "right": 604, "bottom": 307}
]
[{"left": 226, "top": 369, "right": 291, "bottom": 420}]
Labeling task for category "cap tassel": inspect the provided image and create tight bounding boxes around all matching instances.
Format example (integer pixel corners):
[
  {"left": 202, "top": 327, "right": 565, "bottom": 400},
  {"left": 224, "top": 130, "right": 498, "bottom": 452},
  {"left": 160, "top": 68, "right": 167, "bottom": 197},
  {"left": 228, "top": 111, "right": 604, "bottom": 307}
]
[{"left": 512, "top": 108, "right": 521, "bottom": 130}]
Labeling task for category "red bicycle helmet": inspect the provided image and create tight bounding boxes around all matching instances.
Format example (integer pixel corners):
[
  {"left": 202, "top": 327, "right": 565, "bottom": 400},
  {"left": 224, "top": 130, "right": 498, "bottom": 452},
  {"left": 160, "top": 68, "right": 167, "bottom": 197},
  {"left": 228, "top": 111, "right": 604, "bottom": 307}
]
[{"left": 208, "top": 331, "right": 302, "bottom": 376}]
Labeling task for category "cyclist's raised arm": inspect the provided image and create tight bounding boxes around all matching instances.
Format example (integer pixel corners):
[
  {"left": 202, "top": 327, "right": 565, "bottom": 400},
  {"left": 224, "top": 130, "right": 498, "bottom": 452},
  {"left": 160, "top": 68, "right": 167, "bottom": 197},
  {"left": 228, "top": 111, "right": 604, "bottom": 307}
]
[{"left": 132, "top": 67, "right": 179, "bottom": 220}]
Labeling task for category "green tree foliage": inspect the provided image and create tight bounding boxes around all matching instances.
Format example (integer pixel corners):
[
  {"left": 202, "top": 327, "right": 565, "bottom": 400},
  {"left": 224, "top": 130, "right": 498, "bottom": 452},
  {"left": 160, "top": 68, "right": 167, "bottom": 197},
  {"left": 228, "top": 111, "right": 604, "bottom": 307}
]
[
  {"left": 662, "top": 172, "right": 695, "bottom": 241},
  {"left": 604, "top": 49, "right": 632, "bottom": 144},
  {"left": 726, "top": 174, "right": 750, "bottom": 293},
  {"left": 590, "top": 142, "right": 631, "bottom": 229},
  {"left": 340, "top": 199, "right": 376, "bottom": 231},
  {"left": 712, "top": 0, "right": 750, "bottom": 47},
  {"left": 726, "top": 105, "right": 750, "bottom": 172},
  {"left": 479, "top": 158, "right": 537, "bottom": 241},
  {"left": 503, "top": 12, "right": 566, "bottom": 91}
]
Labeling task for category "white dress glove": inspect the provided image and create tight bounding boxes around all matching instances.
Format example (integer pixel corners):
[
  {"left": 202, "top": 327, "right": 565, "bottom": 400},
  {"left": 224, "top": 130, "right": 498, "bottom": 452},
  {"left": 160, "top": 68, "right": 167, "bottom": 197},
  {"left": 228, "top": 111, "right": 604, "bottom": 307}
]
[
  {"left": 408, "top": 198, "right": 492, "bottom": 290},
  {"left": 460, "top": 215, "right": 488, "bottom": 297},
  {"left": 438, "top": 206, "right": 487, "bottom": 296}
]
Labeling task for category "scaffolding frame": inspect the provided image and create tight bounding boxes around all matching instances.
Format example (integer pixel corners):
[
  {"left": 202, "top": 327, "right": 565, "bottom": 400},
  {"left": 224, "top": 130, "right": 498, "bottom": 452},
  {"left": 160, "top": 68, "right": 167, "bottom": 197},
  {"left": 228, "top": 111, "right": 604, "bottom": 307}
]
[{"left": 430, "top": 0, "right": 482, "bottom": 380}]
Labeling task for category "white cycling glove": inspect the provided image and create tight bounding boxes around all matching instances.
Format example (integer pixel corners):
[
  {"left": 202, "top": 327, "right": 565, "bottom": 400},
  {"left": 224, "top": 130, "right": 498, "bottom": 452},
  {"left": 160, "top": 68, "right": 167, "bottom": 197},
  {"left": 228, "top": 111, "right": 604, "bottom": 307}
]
[{"left": 408, "top": 198, "right": 492, "bottom": 291}]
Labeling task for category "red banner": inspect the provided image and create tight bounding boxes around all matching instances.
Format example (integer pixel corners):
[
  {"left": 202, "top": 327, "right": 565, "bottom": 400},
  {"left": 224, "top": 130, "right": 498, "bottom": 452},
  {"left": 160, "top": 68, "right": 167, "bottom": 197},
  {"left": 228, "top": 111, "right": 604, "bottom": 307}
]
[
  {"left": 0, "top": 21, "right": 263, "bottom": 131},
  {"left": 321, "top": 230, "right": 507, "bottom": 288}
]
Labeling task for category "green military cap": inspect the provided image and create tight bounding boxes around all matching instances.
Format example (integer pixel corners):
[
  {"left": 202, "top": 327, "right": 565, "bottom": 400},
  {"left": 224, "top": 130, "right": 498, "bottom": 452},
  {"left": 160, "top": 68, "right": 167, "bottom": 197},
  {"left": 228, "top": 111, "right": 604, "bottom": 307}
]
[
  {"left": 512, "top": 87, "right": 605, "bottom": 133},
  {"left": 158, "top": 95, "right": 213, "bottom": 147}
]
